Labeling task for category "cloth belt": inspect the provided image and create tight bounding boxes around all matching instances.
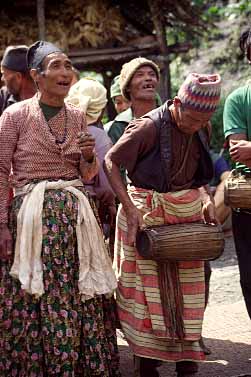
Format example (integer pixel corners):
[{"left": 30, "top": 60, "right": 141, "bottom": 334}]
[{"left": 10, "top": 179, "right": 117, "bottom": 300}]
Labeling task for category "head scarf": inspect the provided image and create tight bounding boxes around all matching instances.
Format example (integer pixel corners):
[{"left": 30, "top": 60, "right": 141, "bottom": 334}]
[
  {"left": 120, "top": 57, "right": 160, "bottom": 100},
  {"left": 178, "top": 73, "right": 221, "bottom": 114},
  {"left": 66, "top": 77, "right": 107, "bottom": 125},
  {"left": 1, "top": 45, "right": 28, "bottom": 73},
  {"left": 110, "top": 75, "right": 121, "bottom": 98},
  {"left": 27, "top": 40, "right": 62, "bottom": 70}
]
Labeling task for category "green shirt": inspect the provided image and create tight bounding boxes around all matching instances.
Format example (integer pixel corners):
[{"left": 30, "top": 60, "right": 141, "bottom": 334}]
[
  {"left": 223, "top": 85, "right": 251, "bottom": 173},
  {"left": 106, "top": 108, "right": 133, "bottom": 145}
]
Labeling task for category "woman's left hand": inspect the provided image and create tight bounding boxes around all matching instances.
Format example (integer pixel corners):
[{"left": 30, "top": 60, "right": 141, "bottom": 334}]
[{"left": 77, "top": 132, "right": 95, "bottom": 161}]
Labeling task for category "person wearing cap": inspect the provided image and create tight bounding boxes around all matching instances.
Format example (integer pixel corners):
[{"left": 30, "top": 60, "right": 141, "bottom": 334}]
[
  {"left": 223, "top": 28, "right": 251, "bottom": 320},
  {"left": 110, "top": 75, "right": 131, "bottom": 115},
  {"left": 0, "top": 45, "right": 36, "bottom": 115},
  {"left": 107, "top": 57, "right": 160, "bottom": 145},
  {"left": 104, "top": 75, "right": 131, "bottom": 135},
  {"left": 66, "top": 77, "right": 116, "bottom": 254},
  {"left": 0, "top": 41, "right": 120, "bottom": 376},
  {"left": 104, "top": 72, "right": 221, "bottom": 377}
]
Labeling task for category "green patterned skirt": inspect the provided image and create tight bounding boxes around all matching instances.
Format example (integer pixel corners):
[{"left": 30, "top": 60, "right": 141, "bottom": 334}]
[{"left": 0, "top": 189, "right": 120, "bottom": 377}]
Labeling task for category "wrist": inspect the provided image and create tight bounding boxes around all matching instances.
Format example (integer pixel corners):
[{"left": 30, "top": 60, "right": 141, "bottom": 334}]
[{"left": 83, "top": 154, "right": 95, "bottom": 163}]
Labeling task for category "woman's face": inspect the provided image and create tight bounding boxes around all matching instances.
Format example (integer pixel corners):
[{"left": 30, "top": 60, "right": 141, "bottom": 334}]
[{"left": 37, "top": 52, "right": 74, "bottom": 101}]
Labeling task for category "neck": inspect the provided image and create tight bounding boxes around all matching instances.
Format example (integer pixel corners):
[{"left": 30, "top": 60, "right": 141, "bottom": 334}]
[
  {"left": 39, "top": 93, "right": 65, "bottom": 107},
  {"left": 131, "top": 98, "right": 156, "bottom": 118},
  {"left": 19, "top": 80, "right": 36, "bottom": 101}
]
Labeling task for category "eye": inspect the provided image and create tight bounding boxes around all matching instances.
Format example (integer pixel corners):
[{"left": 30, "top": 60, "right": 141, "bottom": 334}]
[{"left": 51, "top": 62, "right": 60, "bottom": 69}]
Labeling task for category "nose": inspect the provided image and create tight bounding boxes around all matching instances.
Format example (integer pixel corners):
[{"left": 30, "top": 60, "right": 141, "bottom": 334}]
[{"left": 1, "top": 74, "right": 6, "bottom": 84}]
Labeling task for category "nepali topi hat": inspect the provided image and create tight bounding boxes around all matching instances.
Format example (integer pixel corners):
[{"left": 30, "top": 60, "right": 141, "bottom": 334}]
[
  {"left": 178, "top": 72, "right": 221, "bottom": 114},
  {"left": 27, "top": 40, "right": 62, "bottom": 70},
  {"left": 1, "top": 45, "right": 29, "bottom": 73}
]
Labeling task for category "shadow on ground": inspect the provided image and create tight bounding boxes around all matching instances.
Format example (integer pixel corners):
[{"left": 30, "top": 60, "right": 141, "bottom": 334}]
[{"left": 118, "top": 338, "right": 251, "bottom": 377}]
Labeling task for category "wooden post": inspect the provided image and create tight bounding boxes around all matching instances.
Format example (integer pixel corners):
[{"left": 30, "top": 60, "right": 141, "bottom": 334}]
[
  {"left": 37, "top": 0, "right": 46, "bottom": 40},
  {"left": 103, "top": 71, "right": 117, "bottom": 122},
  {"left": 148, "top": 0, "right": 171, "bottom": 101}
]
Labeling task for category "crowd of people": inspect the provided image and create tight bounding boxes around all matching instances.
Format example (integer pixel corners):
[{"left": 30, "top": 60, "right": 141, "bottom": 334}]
[{"left": 0, "top": 28, "right": 250, "bottom": 377}]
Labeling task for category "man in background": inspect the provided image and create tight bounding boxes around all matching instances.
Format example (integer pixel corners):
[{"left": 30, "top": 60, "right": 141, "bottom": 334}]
[
  {"left": 223, "top": 28, "right": 251, "bottom": 320},
  {"left": 0, "top": 45, "right": 36, "bottom": 115},
  {"left": 104, "top": 74, "right": 131, "bottom": 134},
  {"left": 106, "top": 57, "right": 160, "bottom": 144}
]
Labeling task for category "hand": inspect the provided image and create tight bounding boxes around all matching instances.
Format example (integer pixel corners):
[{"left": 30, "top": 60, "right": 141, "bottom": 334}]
[
  {"left": 201, "top": 199, "right": 219, "bottom": 225},
  {"left": 229, "top": 139, "right": 251, "bottom": 163},
  {"left": 77, "top": 132, "right": 95, "bottom": 162},
  {"left": 0, "top": 224, "right": 13, "bottom": 260},
  {"left": 124, "top": 206, "right": 144, "bottom": 245}
]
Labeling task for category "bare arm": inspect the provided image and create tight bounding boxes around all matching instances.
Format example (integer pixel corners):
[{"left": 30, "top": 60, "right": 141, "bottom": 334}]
[
  {"left": 228, "top": 133, "right": 251, "bottom": 166},
  {"left": 214, "top": 171, "right": 231, "bottom": 224},
  {"left": 104, "top": 152, "right": 143, "bottom": 245},
  {"left": 198, "top": 184, "right": 218, "bottom": 224}
]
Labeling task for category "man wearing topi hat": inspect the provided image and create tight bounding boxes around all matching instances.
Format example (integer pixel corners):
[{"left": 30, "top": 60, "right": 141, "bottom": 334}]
[
  {"left": 0, "top": 45, "right": 36, "bottom": 115},
  {"left": 107, "top": 57, "right": 160, "bottom": 145},
  {"left": 104, "top": 72, "right": 221, "bottom": 376}
]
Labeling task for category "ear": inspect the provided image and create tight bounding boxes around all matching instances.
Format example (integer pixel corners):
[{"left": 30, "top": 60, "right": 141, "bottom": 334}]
[
  {"left": 15, "top": 72, "right": 23, "bottom": 83},
  {"left": 173, "top": 96, "right": 182, "bottom": 108},
  {"left": 29, "top": 68, "right": 40, "bottom": 84}
]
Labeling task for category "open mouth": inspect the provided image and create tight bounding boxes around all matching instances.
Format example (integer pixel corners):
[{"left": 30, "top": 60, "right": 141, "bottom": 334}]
[
  {"left": 142, "top": 83, "right": 155, "bottom": 90},
  {"left": 57, "top": 81, "right": 70, "bottom": 87}
]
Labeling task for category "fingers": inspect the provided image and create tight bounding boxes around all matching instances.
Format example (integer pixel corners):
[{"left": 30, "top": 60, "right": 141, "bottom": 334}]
[
  {"left": 127, "top": 223, "right": 138, "bottom": 246},
  {"left": 77, "top": 132, "right": 94, "bottom": 141}
]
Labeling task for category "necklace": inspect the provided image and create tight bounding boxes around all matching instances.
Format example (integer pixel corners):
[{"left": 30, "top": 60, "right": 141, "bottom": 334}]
[{"left": 43, "top": 104, "right": 68, "bottom": 145}]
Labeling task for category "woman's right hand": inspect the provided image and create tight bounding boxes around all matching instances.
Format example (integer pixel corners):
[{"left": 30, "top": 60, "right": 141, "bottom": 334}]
[
  {"left": 124, "top": 206, "right": 144, "bottom": 246},
  {"left": 0, "top": 224, "right": 13, "bottom": 260}
]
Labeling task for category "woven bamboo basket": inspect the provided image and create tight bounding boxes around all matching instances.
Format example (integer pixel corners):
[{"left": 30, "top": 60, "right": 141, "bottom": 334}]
[
  {"left": 136, "top": 222, "right": 224, "bottom": 262},
  {"left": 224, "top": 170, "right": 251, "bottom": 208}
]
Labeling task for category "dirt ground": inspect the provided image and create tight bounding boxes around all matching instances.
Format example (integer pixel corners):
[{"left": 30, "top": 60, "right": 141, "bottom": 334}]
[{"left": 117, "top": 232, "right": 251, "bottom": 377}]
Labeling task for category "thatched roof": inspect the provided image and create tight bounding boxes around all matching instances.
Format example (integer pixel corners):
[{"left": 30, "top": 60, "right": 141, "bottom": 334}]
[
  {"left": 0, "top": 0, "right": 205, "bottom": 58},
  {"left": 0, "top": 0, "right": 207, "bottom": 106}
]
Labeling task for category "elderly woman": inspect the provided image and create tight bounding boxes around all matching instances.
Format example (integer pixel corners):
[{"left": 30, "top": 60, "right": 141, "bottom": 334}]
[
  {"left": 67, "top": 78, "right": 115, "bottom": 243},
  {"left": 0, "top": 41, "right": 120, "bottom": 377}
]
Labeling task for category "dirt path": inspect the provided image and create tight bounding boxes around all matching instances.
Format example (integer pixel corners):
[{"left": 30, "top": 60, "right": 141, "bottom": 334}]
[{"left": 118, "top": 233, "right": 251, "bottom": 377}]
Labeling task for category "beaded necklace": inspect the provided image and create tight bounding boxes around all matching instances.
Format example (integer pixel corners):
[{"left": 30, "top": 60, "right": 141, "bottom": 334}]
[
  {"left": 40, "top": 101, "right": 68, "bottom": 145},
  {"left": 46, "top": 106, "right": 68, "bottom": 145}
]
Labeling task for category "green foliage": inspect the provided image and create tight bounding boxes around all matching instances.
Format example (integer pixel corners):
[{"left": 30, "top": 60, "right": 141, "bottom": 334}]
[
  {"left": 210, "top": 97, "right": 225, "bottom": 152},
  {"left": 210, "top": 97, "right": 232, "bottom": 166}
]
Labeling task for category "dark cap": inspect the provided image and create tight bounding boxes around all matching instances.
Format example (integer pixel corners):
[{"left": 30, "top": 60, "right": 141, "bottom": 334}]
[
  {"left": 27, "top": 40, "right": 62, "bottom": 70},
  {"left": 1, "top": 45, "right": 28, "bottom": 73}
]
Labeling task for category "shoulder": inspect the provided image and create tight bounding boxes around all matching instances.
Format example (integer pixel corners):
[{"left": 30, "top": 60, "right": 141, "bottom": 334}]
[
  {"left": 65, "top": 101, "right": 84, "bottom": 117},
  {"left": 108, "top": 108, "right": 133, "bottom": 133},
  {"left": 124, "top": 117, "right": 156, "bottom": 138},
  {"left": 225, "top": 85, "right": 250, "bottom": 104},
  {"left": 2, "top": 97, "right": 32, "bottom": 117}
]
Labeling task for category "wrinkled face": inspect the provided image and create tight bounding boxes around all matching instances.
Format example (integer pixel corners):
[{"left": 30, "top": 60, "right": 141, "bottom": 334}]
[
  {"left": 175, "top": 104, "right": 211, "bottom": 134},
  {"left": 113, "top": 95, "right": 131, "bottom": 114},
  {"left": 1, "top": 66, "right": 22, "bottom": 96},
  {"left": 35, "top": 52, "right": 74, "bottom": 99},
  {"left": 127, "top": 65, "right": 158, "bottom": 101}
]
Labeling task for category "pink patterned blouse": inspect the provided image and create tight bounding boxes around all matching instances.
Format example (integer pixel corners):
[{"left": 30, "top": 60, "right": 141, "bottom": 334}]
[{"left": 0, "top": 95, "right": 98, "bottom": 223}]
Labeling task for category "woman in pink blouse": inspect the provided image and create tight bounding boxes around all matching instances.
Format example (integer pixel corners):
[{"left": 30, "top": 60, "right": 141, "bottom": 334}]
[{"left": 0, "top": 41, "right": 119, "bottom": 377}]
